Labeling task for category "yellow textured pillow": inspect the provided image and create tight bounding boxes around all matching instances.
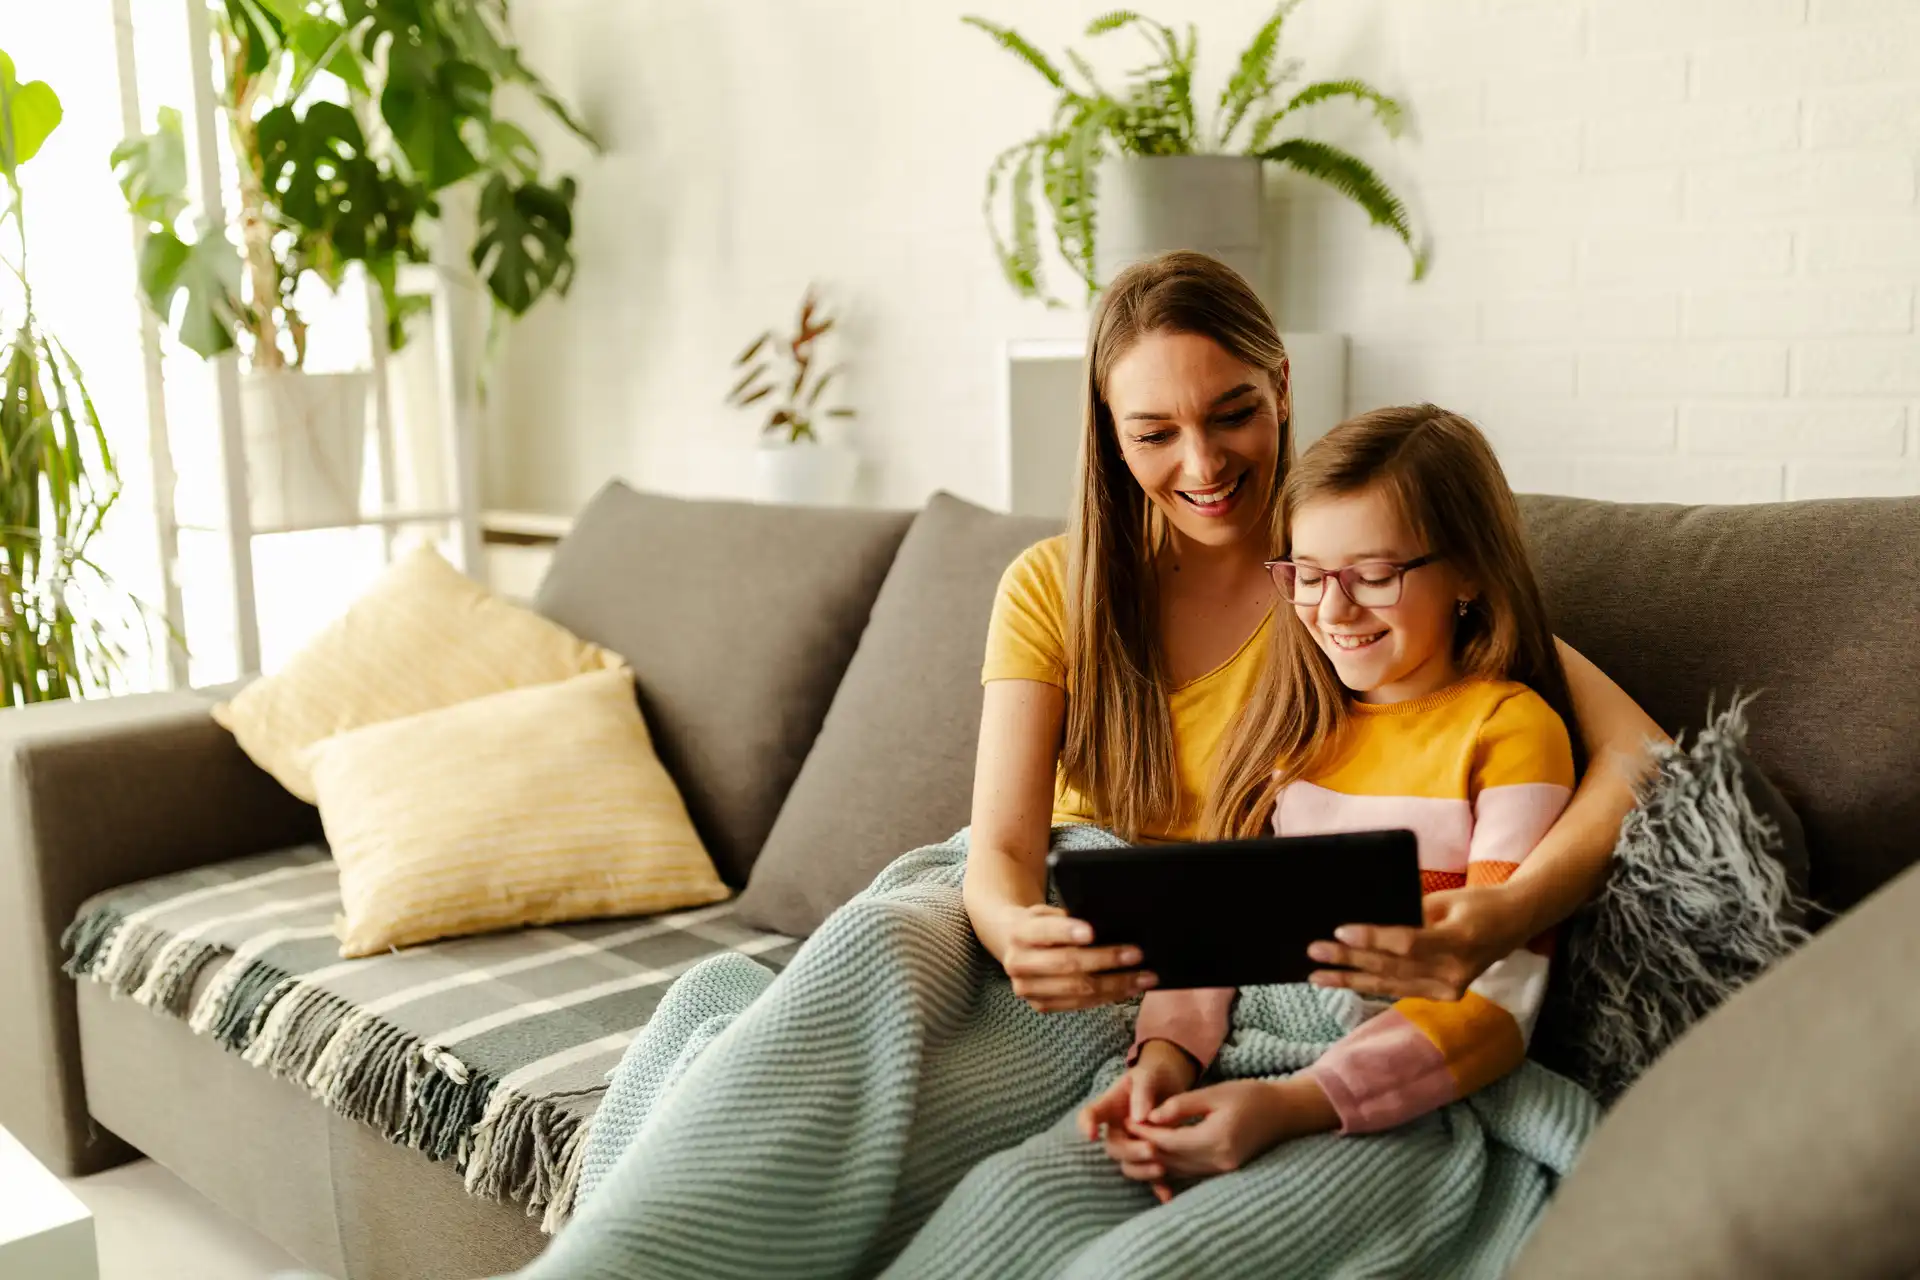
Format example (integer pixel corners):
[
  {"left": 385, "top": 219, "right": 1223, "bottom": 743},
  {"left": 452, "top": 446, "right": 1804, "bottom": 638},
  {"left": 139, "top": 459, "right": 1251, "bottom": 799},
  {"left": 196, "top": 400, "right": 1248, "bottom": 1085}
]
[
  {"left": 309, "top": 666, "right": 730, "bottom": 957},
  {"left": 213, "top": 545, "right": 623, "bottom": 802}
]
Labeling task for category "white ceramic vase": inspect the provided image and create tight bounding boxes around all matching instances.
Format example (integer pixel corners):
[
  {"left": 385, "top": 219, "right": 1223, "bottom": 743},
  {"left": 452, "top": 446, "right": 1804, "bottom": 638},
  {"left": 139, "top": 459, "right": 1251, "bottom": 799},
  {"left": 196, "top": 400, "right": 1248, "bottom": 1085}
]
[
  {"left": 1093, "top": 154, "right": 1264, "bottom": 292},
  {"left": 238, "top": 369, "right": 371, "bottom": 530},
  {"left": 753, "top": 436, "right": 860, "bottom": 507}
]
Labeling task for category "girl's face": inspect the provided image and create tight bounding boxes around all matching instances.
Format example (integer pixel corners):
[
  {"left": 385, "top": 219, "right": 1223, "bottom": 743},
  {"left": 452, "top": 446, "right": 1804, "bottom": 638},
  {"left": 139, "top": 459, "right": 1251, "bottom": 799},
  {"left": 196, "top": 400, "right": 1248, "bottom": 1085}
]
[
  {"left": 1286, "top": 485, "right": 1473, "bottom": 705},
  {"left": 1104, "top": 331, "right": 1284, "bottom": 553}
]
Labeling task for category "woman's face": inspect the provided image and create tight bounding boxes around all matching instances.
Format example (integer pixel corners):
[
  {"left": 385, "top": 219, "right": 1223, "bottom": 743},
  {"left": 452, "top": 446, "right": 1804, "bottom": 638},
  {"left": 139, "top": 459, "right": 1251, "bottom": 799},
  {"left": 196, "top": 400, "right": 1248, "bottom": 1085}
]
[{"left": 1104, "top": 331, "right": 1284, "bottom": 553}]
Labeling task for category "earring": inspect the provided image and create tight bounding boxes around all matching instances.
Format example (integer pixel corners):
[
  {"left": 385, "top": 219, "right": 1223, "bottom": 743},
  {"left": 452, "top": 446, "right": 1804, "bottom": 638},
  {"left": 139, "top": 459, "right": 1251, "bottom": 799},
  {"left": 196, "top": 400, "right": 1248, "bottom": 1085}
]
[{"left": 1456, "top": 599, "right": 1471, "bottom": 617}]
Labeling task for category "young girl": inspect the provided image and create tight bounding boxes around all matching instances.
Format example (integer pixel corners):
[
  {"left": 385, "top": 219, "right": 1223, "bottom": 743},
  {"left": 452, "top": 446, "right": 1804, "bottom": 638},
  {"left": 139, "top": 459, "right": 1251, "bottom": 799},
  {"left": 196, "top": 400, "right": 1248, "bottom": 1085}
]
[{"left": 1088, "top": 402, "right": 1579, "bottom": 1192}]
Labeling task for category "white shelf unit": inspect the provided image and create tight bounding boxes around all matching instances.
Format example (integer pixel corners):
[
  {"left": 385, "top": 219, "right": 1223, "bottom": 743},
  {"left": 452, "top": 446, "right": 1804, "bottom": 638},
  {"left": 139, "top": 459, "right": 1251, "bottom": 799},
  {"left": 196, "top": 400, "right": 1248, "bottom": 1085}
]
[
  {"left": 998, "top": 334, "right": 1350, "bottom": 519},
  {"left": 114, "top": 0, "right": 483, "bottom": 683}
]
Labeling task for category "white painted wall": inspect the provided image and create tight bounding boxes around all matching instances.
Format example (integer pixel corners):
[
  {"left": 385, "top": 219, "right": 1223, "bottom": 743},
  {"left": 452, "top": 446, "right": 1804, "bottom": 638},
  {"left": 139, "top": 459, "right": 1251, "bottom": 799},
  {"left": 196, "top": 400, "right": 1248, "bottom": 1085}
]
[{"left": 489, "top": 0, "right": 1920, "bottom": 515}]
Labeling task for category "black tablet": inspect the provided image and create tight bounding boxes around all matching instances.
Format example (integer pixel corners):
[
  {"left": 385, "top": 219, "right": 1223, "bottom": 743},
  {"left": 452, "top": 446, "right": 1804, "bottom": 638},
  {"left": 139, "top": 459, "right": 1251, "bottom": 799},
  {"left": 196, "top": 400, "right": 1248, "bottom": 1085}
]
[{"left": 1046, "top": 830, "right": 1423, "bottom": 989}]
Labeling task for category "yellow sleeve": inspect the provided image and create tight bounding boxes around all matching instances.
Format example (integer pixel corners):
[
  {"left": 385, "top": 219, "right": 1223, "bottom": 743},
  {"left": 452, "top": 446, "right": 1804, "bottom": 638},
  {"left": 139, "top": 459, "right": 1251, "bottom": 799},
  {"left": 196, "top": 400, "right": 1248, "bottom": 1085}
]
[
  {"left": 981, "top": 536, "right": 1069, "bottom": 688},
  {"left": 1471, "top": 686, "right": 1577, "bottom": 794}
]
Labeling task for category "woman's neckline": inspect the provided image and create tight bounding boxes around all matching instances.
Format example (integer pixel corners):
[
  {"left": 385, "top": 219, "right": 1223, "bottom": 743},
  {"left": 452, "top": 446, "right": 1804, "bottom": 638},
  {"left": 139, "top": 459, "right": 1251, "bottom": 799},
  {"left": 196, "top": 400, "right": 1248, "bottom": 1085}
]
[{"left": 1171, "top": 608, "right": 1274, "bottom": 693}]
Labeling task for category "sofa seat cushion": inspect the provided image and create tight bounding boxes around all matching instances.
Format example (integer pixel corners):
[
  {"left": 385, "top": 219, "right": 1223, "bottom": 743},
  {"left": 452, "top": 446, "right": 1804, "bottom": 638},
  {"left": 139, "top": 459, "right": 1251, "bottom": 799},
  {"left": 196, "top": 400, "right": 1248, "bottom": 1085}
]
[{"left": 62, "top": 846, "right": 797, "bottom": 1230}]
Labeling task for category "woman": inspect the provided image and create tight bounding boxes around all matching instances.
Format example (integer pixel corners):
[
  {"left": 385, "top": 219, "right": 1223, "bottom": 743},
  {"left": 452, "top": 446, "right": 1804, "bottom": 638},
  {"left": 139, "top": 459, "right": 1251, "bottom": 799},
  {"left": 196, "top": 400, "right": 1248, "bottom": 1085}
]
[{"left": 968, "top": 250, "right": 1659, "bottom": 1012}]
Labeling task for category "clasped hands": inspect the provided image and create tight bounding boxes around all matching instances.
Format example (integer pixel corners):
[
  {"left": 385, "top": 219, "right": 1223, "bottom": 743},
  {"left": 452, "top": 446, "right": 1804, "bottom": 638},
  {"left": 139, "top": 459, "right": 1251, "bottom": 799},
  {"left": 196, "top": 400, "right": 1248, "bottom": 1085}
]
[{"left": 1075, "top": 1039, "right": 1338, "bottom": 1203}]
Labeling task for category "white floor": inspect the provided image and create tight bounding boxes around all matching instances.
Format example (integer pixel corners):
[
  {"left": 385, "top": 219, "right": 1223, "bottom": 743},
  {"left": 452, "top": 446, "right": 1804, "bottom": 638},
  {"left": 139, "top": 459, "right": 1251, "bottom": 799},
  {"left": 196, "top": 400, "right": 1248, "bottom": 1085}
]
[{"left": 61, "top": 1159, "right": 317, "bottom": 1280}]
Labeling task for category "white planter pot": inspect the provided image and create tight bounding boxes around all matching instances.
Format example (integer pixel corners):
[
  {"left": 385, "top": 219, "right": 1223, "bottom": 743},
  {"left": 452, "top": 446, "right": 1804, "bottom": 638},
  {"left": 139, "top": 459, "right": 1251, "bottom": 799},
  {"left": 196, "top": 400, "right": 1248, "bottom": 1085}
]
[
  {"left": 1094, "top": 154, "right": 1264, "bottom": 292},
  {"left": 239, "top": 370, "right": 370, "bottom": 530},
  {"left": 754, "top": 438, "right": 859, "bottom": 507}
]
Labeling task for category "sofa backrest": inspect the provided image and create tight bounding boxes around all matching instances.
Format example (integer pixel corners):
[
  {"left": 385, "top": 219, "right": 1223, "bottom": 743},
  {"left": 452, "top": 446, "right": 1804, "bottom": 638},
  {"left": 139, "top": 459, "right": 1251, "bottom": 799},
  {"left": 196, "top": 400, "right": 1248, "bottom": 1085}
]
[
  {"left": 534, "top": 482, "right": 913, "bottom": 887},
  {"left": 1518, "top": 494, "right": 1920, "bottom": 913},
  {"left": 538, "top": 484, "right": 1918, "bottom": 920}
]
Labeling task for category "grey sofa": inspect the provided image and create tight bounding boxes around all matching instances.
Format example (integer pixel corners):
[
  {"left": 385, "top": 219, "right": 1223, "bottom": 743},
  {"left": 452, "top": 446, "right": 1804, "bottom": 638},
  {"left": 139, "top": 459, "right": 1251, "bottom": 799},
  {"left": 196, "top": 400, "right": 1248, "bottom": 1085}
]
[{"left": 3, "top": 483, "right": 1916, "bottom": 1279}]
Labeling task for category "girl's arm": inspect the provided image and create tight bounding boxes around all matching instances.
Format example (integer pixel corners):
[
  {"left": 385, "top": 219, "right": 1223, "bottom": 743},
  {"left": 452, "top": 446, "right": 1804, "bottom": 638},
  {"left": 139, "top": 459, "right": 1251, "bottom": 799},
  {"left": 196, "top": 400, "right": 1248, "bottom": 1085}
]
[
  {"left": 1308, "top": 640, "right": 1663, "bottom": 1000},
  {"left": 966, "top": 679, "right": 1148, "bottom": 1010},
  {"left": 1304, "top": 691, "right": 1572, "bottom": 1134}
]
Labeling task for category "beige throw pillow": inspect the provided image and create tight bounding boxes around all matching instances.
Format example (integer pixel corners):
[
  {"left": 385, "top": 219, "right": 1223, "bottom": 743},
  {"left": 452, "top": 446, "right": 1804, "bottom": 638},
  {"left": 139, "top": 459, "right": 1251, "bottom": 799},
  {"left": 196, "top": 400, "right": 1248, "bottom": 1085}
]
[
  {"left": 213, "top": 545, "right": 624, "bottom": 802},
  {"left": 310, "top": 667, "right": 730, "bottom": 957}
]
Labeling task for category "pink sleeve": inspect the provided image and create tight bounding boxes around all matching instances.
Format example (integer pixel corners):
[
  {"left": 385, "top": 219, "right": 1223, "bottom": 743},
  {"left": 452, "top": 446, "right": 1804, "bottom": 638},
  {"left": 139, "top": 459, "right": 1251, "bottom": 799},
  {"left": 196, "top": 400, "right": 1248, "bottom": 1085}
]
[{"left": 1129, "top": 988, "right": 1235, "bottom": 1071}]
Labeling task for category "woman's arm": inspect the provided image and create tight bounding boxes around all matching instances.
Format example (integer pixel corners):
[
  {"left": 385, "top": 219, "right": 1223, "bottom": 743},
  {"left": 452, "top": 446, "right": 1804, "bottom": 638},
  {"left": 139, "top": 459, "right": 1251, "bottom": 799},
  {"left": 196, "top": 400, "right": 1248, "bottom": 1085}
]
[
  {"left": 1308, "top": 640, "right": 1666, "bottom": 1000},
  {"left": 966, "top": 679, "right": 1150, "bottom": 1010}
]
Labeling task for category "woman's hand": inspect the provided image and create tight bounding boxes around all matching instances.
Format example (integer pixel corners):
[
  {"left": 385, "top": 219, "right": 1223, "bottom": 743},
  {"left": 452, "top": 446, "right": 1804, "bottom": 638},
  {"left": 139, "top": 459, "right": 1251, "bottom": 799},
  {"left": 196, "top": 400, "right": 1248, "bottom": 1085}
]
[
  {"left": 1127, "top": 1076, "right": 1339, "bottom": 1188},
  {"left": 1000, "top": 904, "right": 1158, "bottom": 1012},
  {"left": 1306, "top": 884, "right": 1534, "bottom": 1001}
]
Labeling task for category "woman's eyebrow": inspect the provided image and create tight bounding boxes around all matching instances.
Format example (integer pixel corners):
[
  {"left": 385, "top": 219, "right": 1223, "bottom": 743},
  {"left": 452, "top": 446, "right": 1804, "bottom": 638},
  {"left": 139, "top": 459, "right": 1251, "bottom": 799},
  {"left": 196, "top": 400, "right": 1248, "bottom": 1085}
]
[
  {"left": 1290, "top": 550, "right": 1404, "bottom": 565},
  {"left": 1123, "top": 383, "right": 1258, "bottom": 421}
]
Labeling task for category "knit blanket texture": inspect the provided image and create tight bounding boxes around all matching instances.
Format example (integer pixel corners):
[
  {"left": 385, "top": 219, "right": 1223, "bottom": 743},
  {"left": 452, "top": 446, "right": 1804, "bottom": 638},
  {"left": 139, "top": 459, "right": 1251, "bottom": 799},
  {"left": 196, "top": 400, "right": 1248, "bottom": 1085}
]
[{"left": 518, "top": 826, "right": 1598, "bottom": 1280}]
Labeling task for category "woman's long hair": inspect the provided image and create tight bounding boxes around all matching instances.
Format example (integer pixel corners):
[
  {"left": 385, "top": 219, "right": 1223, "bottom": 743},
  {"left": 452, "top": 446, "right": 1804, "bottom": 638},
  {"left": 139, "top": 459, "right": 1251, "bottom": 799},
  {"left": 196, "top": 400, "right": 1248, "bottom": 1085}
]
[
  {"left": 1062, "top": 251, "right": 1292, "bottom": 840},
  {"left": 1201, "top": 404, "right": 1579, "bottom": 839}
]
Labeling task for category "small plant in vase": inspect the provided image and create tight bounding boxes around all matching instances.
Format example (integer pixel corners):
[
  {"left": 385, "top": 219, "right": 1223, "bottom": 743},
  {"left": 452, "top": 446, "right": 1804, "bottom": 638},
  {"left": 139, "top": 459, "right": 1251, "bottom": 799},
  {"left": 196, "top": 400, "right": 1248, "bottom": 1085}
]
[{"left": 727, "top": 288, "right": 859, "bottom": 506}]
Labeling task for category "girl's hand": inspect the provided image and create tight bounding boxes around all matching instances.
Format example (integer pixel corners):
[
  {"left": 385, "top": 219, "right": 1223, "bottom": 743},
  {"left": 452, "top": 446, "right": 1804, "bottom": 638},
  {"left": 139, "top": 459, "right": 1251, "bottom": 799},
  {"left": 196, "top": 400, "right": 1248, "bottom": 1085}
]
[
  {"left": 1307, "top": 884, "right": 1532, "bottom": 1002},
  {"left": 1128, "top": 1076, "right": 1339, "bottom": 1185},
  {"left": 1079, "top": 1040, "right": 1198, "bottom": 1202},
  {"left": 1000, "top": 904, "right": 1158, "bottom": 1012}
]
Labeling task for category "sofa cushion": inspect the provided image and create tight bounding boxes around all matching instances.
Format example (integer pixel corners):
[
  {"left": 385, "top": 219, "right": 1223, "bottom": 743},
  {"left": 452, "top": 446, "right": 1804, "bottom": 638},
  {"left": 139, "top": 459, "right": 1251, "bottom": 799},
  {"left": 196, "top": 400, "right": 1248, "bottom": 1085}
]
[
  {"left": 310, "top": 668, "right": 729, "bottom": 957},
  {"left": 737, "top": 493, "right": 1064, "bottom": 936},
  {"left": 1516, "top": 494, "right": 1920, "bottom": 913},
  {"left": 533, "top": 483, "right": 914, "bottom": 887},
  {"left": 1508, "top": 858, "right": 1920, "bottom": 1280}
]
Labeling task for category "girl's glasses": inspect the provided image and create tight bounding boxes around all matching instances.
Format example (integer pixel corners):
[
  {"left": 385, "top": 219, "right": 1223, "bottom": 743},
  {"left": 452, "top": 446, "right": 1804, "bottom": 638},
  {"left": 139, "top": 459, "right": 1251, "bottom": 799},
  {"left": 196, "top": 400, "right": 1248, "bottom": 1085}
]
[{"left": 1264, "top": 554, "right": 1440, "bottom": 607}]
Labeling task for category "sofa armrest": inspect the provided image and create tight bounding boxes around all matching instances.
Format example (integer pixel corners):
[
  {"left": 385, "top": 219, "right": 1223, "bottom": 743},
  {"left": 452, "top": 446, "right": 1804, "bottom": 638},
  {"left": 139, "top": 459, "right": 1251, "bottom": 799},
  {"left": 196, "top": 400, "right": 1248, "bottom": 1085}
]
[{"left": 0, "top": 689, "right": 323, "bottom": 1176}]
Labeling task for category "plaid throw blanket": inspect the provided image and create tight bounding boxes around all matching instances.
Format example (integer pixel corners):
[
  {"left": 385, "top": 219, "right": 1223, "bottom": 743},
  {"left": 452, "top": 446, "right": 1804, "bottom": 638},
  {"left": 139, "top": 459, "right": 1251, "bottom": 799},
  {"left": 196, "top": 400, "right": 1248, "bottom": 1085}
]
[{"left": 62, "top": 845, "right": 797, "bottom": 1230}]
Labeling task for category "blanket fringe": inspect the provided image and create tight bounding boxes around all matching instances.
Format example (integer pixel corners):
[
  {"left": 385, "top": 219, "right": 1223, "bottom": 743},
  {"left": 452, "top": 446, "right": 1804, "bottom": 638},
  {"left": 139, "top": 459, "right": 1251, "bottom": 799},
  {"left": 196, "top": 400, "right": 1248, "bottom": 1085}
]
[
  {"left": 95, "top": 918, "right": 173, "bottom": 995},
  {"left": 60, "top": 908, "right": 125, "bottom": 979},
  {"left": 131, "top": 935, "right": 226, "bottom": 1016},
  {"left": 464, "top": 1086, "right": 596, "bottom": 1234}
]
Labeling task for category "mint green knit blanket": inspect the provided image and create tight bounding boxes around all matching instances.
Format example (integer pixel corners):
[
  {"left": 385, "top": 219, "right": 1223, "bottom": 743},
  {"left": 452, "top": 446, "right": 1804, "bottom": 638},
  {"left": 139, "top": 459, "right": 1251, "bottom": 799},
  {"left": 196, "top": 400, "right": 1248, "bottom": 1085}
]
[{"left": 511, "top": 828, "right": 1597, "bottom": 1280}]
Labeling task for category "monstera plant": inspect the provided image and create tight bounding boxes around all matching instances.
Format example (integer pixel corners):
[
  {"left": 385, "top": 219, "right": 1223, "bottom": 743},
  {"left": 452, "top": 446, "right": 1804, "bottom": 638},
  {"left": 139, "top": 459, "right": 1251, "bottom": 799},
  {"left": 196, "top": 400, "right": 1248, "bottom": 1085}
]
[{"left": 114, "top": 0, "right": 597, "bottom": 364}]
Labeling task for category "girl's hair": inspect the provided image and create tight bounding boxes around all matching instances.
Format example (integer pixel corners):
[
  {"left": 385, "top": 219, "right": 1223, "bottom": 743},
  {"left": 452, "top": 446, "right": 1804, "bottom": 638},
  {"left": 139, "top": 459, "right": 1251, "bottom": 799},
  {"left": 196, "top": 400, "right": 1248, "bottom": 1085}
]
[
  {"left": 1201, "top": 403, "right": 1579, "bottom": 839},
  {"left": 1062, "top": 251, "right": 1293, "bottom": 840}
]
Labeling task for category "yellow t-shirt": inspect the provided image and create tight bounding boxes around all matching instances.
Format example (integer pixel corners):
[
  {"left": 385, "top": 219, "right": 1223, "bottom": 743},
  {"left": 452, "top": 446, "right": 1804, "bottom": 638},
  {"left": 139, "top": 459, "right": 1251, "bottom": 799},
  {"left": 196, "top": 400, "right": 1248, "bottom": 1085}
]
[{"left": 980, "top": 536, "right": 1271, "bottom": 841}]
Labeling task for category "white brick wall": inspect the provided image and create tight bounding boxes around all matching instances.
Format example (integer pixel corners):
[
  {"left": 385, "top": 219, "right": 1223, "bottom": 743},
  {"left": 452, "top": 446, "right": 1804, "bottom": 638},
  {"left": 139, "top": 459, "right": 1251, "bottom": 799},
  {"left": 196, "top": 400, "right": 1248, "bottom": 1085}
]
[
  {"left": 493, "top": 0, "right": 1920, "bottom": 511},
  {"left": 1277, "top": 0, "right": 1920, "bottom": 504}
]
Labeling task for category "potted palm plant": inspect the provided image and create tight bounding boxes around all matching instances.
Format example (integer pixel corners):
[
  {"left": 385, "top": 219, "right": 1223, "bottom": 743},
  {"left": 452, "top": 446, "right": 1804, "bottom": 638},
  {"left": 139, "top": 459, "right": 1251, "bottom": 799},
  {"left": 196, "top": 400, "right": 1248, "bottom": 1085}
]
[
  {"left": 967, "top": 3, "right": 1425, "bottom": 306},
  {"left": 0, "top": 52, "right": 146, "bottom": 701},
  {"left": 113, "top": 0, "right": 595, "bottom": 529},
  {"left": 726, "top": 288, "right": 858, "bottom": 507}
]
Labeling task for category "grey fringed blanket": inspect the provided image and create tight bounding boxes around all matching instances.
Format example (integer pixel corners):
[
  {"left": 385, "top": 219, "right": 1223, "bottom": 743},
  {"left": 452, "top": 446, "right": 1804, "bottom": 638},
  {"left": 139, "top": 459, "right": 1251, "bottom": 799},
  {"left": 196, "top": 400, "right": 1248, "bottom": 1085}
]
[
  {"left": 62, "top": 847, "right": 798, "bottom": 1230},
  {"left": 521, "top": 827, "right": 1598, "bottom": 1280}
]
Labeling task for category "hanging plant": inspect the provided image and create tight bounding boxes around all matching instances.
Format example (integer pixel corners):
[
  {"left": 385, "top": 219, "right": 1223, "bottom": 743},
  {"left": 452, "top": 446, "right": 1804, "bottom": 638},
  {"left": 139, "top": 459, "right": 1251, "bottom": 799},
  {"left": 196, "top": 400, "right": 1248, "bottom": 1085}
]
[
  {"left": 966, "top": 3, "right": 1425, "bottom": 305},
  {"left": 112, "top": 0, "right": 597, "bottom": 364}
]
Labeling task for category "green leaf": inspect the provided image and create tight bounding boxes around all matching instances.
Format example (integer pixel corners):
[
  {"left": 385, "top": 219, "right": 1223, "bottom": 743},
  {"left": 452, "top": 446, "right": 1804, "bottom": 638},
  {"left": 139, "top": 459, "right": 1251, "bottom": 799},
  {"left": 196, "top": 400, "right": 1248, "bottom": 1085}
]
[
  {"left": 1215, "top": 0, "right": 1295, "bottom": 149},
  {"left": 487, "top": 120, "right": 540, "bottom": 182},
  {"left": 138, "top": 227, "right": 244, "bottom": 357},
  {"left": 470, "top": 172, "right": 577, "bottom": 314},
  {"left": 0, "top": 49, "right": 63, "bottom": 176},
  {"left": 222, "top": 0, "right": 287, "bottom": 76},
  {"left": 961, "top": 17, "right": 1065, "bottom": 90},
  {"left": 111, "top": 106, "right": 189, "bottom": 228},
  {"left": 1272, "top": 78, "right": 1404, "bottom": 138},
  {"left": 382, "top": 44, "right": 490, "bottom": 189},
  {"left": 288, "top": 17, "right": 369, "bottom": 97},
  {"left": 1254, "top": 138, "right": 1426, "bottom": 280},
  {"left": 1085, "top": 10, "right": 1142, "bottom": 36}
]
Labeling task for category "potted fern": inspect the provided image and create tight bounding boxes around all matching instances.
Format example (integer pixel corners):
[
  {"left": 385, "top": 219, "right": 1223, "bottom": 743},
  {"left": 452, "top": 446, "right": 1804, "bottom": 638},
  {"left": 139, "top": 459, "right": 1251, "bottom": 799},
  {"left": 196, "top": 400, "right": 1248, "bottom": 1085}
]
[
  {"left": 113, "top": 0, "right": 594, "bottom": 529},
  {"left": 727, "top": 288, "right": 858, "bottom": 506},
  {"left": 967, "top": 4, "right": 1425, "bottom": 306},
  {"left": 0, "top": 53, "right": 145, "bottom": 701}
]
